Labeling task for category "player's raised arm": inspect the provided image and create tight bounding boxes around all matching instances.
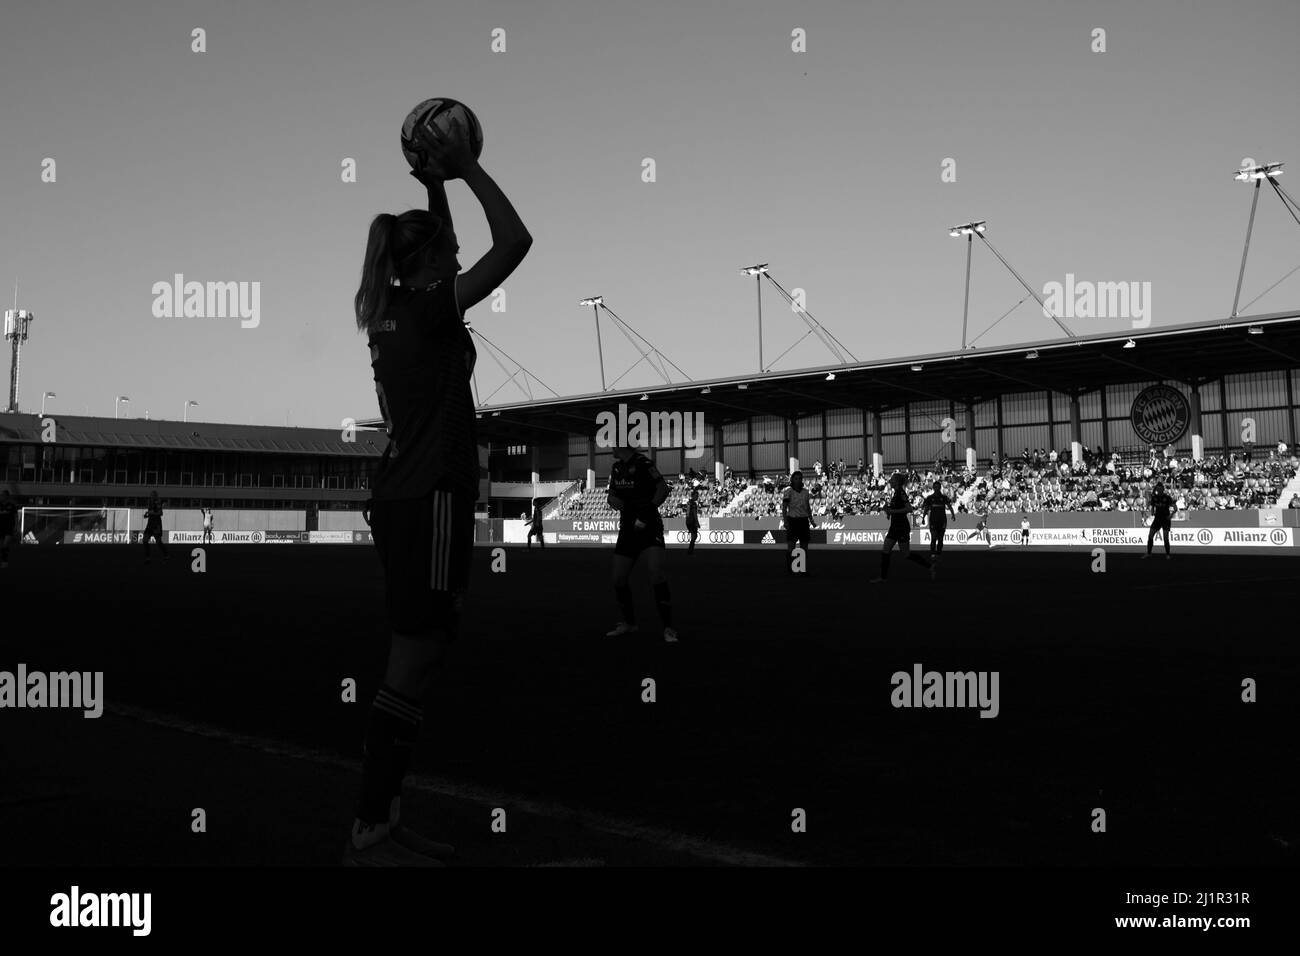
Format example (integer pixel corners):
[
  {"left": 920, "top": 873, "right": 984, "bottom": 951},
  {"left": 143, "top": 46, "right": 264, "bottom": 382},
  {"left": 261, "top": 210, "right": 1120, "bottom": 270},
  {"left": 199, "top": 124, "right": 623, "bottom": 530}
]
[{"left": 421, "top": 118, "right": 532, "bottom": 311}]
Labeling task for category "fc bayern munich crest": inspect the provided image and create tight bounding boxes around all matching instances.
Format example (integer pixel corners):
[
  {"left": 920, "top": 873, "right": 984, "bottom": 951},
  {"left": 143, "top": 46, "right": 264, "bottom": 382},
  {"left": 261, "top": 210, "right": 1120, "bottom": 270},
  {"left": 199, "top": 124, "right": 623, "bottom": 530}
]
[{"left": 1130, "top": 384, "right": 1190, "bottom": 445}]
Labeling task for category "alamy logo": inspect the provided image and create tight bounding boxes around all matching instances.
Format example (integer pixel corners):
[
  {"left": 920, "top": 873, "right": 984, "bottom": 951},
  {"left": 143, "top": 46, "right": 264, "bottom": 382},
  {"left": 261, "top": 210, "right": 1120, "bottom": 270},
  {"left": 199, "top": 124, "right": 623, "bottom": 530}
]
[
  {"left": 890, "top": 663, "right": 999, "bottom": 718},
  {"left": 0, "top": 664, "right": 103, "bottom": 718},
  {"left": 50, "top": 886, "right": 151, "bottom": 936},
  {"left": 594, "top": 404, "right": 705, "bottom": 458},
  {"left": 1042, "top": 273, "right": 1151, "bottom": 328},
  {"left": 152, "top": 273, "right": 260, "bottom": 328}
]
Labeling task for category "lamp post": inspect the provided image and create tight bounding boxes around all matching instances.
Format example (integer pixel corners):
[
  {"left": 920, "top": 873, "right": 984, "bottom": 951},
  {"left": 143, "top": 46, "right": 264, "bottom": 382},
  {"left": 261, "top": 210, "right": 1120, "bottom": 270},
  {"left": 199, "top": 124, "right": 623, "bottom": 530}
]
[
  {"left": 184, "top": 400, "right": 199, "bottom": 423},
  {"left": 115, "top": 395, "right": 130, "bottom": 419},
  {"left": 41, "top": 391, "right": 56, "bottom": 415}
]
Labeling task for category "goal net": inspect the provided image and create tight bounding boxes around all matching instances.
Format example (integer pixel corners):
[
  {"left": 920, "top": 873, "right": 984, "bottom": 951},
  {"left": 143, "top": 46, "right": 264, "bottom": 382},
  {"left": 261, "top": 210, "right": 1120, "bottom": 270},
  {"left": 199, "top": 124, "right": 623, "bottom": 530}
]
[{"left": 19, "top": 507, "right": 133, "bottom": 545}]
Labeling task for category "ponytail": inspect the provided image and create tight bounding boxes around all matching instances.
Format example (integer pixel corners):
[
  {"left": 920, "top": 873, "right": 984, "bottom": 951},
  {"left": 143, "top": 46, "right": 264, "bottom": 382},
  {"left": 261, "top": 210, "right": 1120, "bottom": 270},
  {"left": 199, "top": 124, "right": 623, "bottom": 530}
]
[{"left": 354, "top": 210, "right": 445, "bottom": 335}]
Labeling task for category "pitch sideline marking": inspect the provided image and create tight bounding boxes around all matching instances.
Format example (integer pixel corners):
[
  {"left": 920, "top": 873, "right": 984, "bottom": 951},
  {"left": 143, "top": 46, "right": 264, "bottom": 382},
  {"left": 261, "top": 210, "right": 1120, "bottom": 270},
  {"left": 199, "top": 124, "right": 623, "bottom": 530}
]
[{"left": 106, "top": 702, "right": 804, "bottom": 868}]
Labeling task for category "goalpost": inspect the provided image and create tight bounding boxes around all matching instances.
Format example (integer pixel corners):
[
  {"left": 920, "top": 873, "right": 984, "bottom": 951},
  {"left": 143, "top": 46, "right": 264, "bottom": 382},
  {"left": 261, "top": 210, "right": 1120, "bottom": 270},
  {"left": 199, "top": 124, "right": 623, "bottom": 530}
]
[{"left": 19, "top": 507, "right": 133, "bottom": 544}]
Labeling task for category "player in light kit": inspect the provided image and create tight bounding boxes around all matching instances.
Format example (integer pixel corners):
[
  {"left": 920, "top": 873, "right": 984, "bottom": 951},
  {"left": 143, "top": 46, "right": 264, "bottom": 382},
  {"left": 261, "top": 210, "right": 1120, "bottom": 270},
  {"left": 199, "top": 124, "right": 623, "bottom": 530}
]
[
  {"left": 685, "top": 488, "right": 700, "bottom": 555},
  {"left": 921, "top": 480, "right": 956, "bottom": 577},
  {"left": 201, "top": 507, "right": 214, "bottom": 544},
  {"left": 1019, "top": 511, "right": 1031, "bottom": 546},
  {"left": 606, "top": 444, "right": 678, "bottom": 642},
  {"left": 0, "top": 490, "right": 17, "bottom": 568},
  {"left": 526, "top": 500, "right": 545, "bottom": 550},
  {"left": 141, "top": 491, "right": 168, "bottom": 563},
  {"left": 1143, "top": 480, "right": 1175, "bottom": 560},
  {"left": 781, "top": 470, "right": 814, "bottom": 574},
  {"left": 870, "top": 472, "right": 932, "bottom": 583},
  {"left": 347, "top": 109, "right": 532, "bottom": 865}
]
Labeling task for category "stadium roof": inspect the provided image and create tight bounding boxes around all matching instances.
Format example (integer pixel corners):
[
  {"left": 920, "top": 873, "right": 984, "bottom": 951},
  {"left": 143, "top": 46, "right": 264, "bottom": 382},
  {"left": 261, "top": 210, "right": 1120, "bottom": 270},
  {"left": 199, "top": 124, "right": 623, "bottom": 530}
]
[
  {"left": 441, "top": 309, "right": 1300, "bottom": 443},
  {"left": 0, "top": 413, "right": 387, "bottom": 457}
]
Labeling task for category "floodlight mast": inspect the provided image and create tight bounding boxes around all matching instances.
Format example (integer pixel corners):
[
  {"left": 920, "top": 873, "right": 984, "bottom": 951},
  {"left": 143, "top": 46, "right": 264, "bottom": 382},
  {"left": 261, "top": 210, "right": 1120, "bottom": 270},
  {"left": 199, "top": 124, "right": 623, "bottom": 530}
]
[
  {"left": 1231, "top": 162, "right": 1285, "bottom": 318},
  {"left": 948, "top": 222, "right": 984, "bottom": 349},
  {"left": 741, "top": 264, "right": 769, "bottom": 371},
  {"left": 579, "top": 296, "right": 606, "bottom": 389},
  {"left": 951, "top": 220, "right": 1076, "bottom": 344}
]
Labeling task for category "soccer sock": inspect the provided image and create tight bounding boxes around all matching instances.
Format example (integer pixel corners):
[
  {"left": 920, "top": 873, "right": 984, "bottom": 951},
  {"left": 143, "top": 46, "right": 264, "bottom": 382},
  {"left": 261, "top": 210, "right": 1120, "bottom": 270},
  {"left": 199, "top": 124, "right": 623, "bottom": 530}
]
[
  {"left": 1163, "top": 534, "right": 1170, "bottom": 555},
  {"left": 357, "top": 684, "right": 423, "bottom": 827},
  {"left": 615, "top": 583, "right": 635, "bottom": 624},
  {"left": 880, "top": 552, "right": 891, "bottom": 579},
  {"left": 653, "top": 581, "right": 673, "bottom": 628}
]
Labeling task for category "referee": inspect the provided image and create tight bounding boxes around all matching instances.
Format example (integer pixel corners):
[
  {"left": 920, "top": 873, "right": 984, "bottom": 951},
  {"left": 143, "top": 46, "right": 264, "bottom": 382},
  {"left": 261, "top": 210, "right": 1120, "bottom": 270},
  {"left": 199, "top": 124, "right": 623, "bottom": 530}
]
[{"left": 782, "top": 470, "right": 815, "bottom": 574}]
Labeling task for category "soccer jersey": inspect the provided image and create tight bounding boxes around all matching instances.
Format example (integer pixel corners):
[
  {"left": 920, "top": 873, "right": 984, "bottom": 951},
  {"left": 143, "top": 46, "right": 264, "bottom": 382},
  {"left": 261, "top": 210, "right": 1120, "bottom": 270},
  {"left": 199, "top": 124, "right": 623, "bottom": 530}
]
[
  {"left": 686, "top": 499, "right": 699, "bottom": 526},
  {"left": 0, "top": 499, "right": 16, "bottom": 535},
  {"left": 368, "top": 277, "right": 478, "bottom": 500},
  {"left": 783, "top": 486, "right": 812, "bottom": 519},
  {"left": 609, "top": 453, "right": 665, "bottom": 529},
  {"left": 144, "top": 503, "right": 163, "bottom": 528},
  {"left": 1150, "top": 491, "right": 1174, "bottom": 520},
  {"left": 921, "top": 492, "right": 950, "bottom": 525},
  {"left": 886, "top": 487, "right": 912, "bottom": 539}
]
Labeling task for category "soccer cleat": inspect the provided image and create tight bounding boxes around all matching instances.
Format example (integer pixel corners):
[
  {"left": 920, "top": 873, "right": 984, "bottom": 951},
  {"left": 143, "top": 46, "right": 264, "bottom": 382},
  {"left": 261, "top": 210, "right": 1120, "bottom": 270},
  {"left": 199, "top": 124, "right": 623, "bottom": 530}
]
[
  {"left": 389, "top": 824, "right": 455, "bottom": 860},
  {"left": 606, "top": 622, "right": 639, "bottom": 637},
  {"left": 869, "top": 577, "right": 884, "bottom": 584},
  {"left": 1165, "top": 553, "right": 1171, "bottom": 560},
  {"left": 1141, "top": 553, "right": 1152, "bottom": 560},
  {"left": 663, "top": 627, "right": 679, "bottom": 643}
]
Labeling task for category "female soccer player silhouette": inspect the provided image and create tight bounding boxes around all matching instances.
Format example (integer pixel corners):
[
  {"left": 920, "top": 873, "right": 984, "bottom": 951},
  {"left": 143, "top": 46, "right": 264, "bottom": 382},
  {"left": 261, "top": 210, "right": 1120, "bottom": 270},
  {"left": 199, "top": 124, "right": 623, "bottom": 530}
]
[{"left": 347, "top": 114, "right": 532, "bottom": 866}]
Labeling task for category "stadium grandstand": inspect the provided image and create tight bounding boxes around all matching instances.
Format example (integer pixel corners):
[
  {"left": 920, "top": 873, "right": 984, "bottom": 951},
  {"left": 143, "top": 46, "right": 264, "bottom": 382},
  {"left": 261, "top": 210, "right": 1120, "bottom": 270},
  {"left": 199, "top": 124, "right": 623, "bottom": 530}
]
[{"left": 448, "top": 309, "right": 1300, "bottom": 547}]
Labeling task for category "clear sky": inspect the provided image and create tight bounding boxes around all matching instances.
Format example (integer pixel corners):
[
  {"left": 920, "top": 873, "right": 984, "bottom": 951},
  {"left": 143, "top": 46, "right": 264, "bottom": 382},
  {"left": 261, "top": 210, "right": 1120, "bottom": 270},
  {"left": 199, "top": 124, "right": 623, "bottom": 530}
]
[{"left": 1, "top": 0, "right": 1297, "bottom": 427}]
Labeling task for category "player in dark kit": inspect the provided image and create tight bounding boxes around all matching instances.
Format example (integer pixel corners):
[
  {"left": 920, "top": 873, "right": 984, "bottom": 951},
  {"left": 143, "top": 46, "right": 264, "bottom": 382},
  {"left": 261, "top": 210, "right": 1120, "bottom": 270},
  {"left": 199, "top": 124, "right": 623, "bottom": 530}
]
[
  {"left": 1143, "top": 480, "right": 1175, "bottom": 560},
  {"left": 781, "top": 470, "right": 815, "bottom": 574},
  {"left": 347, "top": 109, "right": 532, "bottom": 866},
  {"left": 921, "top": 480, "right": 956, "bottom": 578},
  {"left": 526, "top": 500, "right": 545, "bottom": 549},
  {"left": 0, "top": 490, "right": 18, "bottom": 569},
  {"left": 870, "top": 472, "right": 932, "bottom": 583},
  {"left": 685, "top": 488, "right": 701, "bottom": 554},
  {"left": 141, "top": 491, "right": 168, "bottom": 563},
  {"left": 606, "top": 445, "right": 678, "bottom": 642}
]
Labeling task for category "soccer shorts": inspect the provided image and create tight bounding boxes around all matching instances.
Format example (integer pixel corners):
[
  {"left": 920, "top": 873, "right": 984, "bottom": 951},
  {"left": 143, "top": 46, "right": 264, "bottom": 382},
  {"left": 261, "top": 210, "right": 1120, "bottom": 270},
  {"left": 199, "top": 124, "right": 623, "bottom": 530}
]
[
  {"left": 786, "top": 517, "right": 811, "bottom": 548},
  {"left": 929, "top": 522, "right": 946, "bottom": 537},
  {"left": 614, "top": 520, "right": 666, "bottom": 558},
  {"left": 1150, "top": 515, "right": 1172, "bottom": 535},
  {"left": 369, "top": 484, "right": 474, "bottom": 639},
  {"left": 885, "top": 521, "right": 912, "bottom": 543}
]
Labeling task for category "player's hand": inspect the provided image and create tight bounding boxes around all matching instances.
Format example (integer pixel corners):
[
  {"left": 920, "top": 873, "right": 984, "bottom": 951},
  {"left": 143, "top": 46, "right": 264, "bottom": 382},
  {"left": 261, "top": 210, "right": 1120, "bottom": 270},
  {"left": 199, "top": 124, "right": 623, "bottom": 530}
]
[{"left": 415, "top": 117, "right": 479, "bottom": 182}]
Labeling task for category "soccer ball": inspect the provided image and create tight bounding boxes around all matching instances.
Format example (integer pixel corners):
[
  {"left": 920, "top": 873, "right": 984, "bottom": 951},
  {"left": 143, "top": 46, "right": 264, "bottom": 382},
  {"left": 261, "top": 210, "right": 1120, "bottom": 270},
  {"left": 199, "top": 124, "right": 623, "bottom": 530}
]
[{"left": 401, "top": 98, "right": 484, "bottom": 177}]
